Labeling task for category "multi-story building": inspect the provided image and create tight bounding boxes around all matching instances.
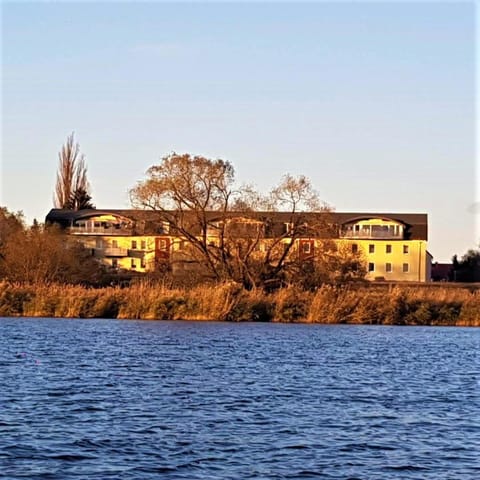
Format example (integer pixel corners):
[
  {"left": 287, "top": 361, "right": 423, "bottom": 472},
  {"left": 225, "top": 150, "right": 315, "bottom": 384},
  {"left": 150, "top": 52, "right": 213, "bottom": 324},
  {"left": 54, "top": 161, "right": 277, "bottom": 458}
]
[
  {"left": 334, "top": 213, "right": 431, "bottom": 282},
  {"left": 46, "top": 209, "right": 431, "bottom": 282}
]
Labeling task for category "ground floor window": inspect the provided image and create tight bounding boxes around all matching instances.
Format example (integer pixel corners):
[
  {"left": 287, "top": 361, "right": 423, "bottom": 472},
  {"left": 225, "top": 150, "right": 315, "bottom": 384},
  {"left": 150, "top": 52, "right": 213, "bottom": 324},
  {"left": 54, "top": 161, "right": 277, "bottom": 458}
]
[
  {"left": 403, "top": 263, "right": 409, "bottom": 273},
  {"left": 368, "top": 262, "right": 375, "bottom": 272},
  {"left": 386, "top": 263, "right": 392, "bottom": 272}
]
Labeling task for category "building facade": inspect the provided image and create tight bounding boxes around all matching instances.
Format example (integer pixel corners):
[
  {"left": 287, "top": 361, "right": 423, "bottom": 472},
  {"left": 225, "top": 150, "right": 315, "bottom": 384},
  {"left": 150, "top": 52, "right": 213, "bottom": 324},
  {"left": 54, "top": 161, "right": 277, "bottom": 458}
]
[
  {"left": 45, "top": 209, "right": 431, "bottom": 282},
  {"left": 335, "top": 214, "right": 431, "bottom": 282}
]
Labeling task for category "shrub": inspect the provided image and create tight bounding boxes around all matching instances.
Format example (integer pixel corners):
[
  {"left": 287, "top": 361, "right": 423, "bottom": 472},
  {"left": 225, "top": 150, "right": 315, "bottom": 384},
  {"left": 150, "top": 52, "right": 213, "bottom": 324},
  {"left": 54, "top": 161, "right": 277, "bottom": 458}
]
[
  {"left": 458, "top": 292, "right": 480, "bottom": 326},
  {"left": 0, "top": 283, "right": 32, "bottom": 316},
  {"left": 307, "top": 285, "right": 359, "bottom": 323},
  {"left": 227, "top": 289, "right": 274, "bottom": 322},
  {"left": 0, "top": 281, "right": 478, "bottom": 326},
  {"left": 273, "top": 286, "right": 311, "bottom": 322},
  {"left": 91, "top": 291, "right": 121, "bottom": 318}
]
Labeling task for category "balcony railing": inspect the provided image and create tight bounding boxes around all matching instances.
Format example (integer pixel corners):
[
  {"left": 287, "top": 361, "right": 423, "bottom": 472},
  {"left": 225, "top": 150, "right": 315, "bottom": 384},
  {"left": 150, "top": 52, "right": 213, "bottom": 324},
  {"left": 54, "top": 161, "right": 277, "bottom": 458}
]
[
  {"left": 127, "top": 249, "right": 147, "bottom": 258},
  {"left": 70, "top": 226, "right": 133, "bottom": 235},
  {"left": 340, "top": 231, "right": 403, "bottom": 239},
  {"left": 96, "top": 247, "right": 129, "bottom": 257}
]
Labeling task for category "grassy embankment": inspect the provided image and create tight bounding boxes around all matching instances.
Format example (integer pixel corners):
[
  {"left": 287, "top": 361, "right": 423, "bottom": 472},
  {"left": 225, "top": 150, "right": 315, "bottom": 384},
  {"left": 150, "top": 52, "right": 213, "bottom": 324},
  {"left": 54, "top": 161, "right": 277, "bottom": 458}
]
[{"left": 0, "top": 281, "right": 479, "bottom": 326}]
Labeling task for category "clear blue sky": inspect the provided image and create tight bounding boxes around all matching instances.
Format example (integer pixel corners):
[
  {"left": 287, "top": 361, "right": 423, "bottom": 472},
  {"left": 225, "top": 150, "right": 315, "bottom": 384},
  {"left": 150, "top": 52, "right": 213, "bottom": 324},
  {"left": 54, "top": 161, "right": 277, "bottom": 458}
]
[{"left": 1, "top": 1, "right": 475, "bottom": 262}]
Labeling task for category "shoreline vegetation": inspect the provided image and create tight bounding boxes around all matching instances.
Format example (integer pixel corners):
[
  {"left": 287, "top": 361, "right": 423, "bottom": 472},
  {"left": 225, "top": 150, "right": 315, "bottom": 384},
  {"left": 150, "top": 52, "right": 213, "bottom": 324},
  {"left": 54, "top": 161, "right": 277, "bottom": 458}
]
[{"left": 0, "top": 282, "right": 479, "bottom": 326}]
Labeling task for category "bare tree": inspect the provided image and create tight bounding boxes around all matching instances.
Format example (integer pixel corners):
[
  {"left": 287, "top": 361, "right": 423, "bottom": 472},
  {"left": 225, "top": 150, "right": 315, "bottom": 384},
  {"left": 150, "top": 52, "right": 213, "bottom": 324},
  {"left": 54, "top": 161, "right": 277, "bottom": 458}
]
[
  {"left": 0, "top": 207, "right": 25, "bottom": 265},
  {"left": 130, "top": 153, "right": 236, "bottom": 282},
  {"left": 54, "top": 133, "right": 94, "bottom": 210},
  {"left": 0, "top": 222, "right": 105, "bottom": 285},
  {"left": 130, "top": 153, "right": 361, "bottom": 289}
]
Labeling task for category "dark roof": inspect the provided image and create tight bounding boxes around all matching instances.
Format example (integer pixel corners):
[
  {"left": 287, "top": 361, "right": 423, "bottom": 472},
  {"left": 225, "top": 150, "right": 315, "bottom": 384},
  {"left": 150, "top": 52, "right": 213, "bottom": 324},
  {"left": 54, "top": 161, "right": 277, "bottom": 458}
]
[
  {"left": 46, "top": 209, "right": 137, "bottom": 225},
  {"left": 45, "top": 209, "right": 428, "bottom": 240}
]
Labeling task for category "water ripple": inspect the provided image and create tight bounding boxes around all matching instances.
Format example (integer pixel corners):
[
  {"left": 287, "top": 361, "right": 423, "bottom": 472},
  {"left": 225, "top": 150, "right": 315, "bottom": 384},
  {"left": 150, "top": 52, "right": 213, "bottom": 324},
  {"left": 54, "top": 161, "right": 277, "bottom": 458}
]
[{"left": 0, "top": 319, "right": 479, "bottom": 479}]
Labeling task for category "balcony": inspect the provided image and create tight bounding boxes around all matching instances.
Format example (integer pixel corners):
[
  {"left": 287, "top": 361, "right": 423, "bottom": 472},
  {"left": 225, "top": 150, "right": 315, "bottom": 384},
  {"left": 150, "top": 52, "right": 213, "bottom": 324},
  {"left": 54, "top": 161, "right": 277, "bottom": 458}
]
[
  {"left": 127, "top": 249, "right": 147, "bottom": 258},
  {"left": 341, "top": 230, "right": 403, "bottom": 240},
  {"left": 340, "top": 223, "right": 404, "bottom": 240},
  {"left": 69, "top": 226, "right": 133, "bottom": 235},
  {"left": 96, "top": 247, "right": 129, "bottom": 257}
]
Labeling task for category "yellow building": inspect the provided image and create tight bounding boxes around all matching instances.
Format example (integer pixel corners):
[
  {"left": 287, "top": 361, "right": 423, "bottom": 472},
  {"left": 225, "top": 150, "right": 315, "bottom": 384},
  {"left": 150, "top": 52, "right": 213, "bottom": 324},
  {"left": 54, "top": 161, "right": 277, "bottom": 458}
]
[
  {"left": 46, "top": 209, "right": 431, "bottom": 282},
  {"left": 46, "top": 210, "right": 171, "bottom": 274},
  {"left": 335, "top": 215, "right": 431, "bottom": 282}
]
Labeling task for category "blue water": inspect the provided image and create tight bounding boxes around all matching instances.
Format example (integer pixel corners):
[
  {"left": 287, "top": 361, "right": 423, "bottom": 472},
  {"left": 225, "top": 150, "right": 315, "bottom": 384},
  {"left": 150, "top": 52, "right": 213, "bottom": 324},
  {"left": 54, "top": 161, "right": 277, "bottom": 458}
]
[{"left": 0, "top": 319, "right": 479, "bottom": 479}]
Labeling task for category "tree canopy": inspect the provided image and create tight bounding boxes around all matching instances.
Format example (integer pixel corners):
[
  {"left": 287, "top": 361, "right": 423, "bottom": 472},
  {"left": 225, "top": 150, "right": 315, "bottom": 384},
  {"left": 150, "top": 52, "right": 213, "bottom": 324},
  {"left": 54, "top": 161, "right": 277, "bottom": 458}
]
[
  {"left": 130, "top": 153, "right": 364, "bottom": 289},
  {"left": 452, "top": 249, "right": 480, "bottom": 282},
  {"left": 0, "top": 207, "right": 104, "bottom": 285}
]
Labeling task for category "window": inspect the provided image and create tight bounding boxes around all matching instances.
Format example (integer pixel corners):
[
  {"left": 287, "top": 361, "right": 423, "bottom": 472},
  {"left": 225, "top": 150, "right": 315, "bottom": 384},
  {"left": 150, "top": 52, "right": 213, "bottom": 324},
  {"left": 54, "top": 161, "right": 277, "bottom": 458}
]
[
  {"left": 351, "top": 243, "right": 358, "bottom": 253},
  {"left": 368, "top": 262, "right": 375, "bottom": 272},
  {"left": 386, "top": 263, "right": 392, "bottom": 273},
  {"left": 369, "top": 244, "right": 375, "bottom": 254},
  {"left": 141, "top": 240, "right": 146, "bottom": 250},
  {"left": 131, "top": 240, "right": 137, "bottom": 249},
  {"left": 140, "top": 257, "right": 146, "bottom": 268},
  {"left": 112, "top": 240, "right": 118, "bottom": 248},
  {"left": 403, "top": 263, "right": 409, "bottom": 273},
  {"left": 403, "top": 245, "right": 409, "bottom": 254},
  {"left": 372, "top": 225, "right": 390, "bottom": 236},
  {"left": 131, "top": 259, "right": 137, "bottom": 269},
  {"left": 303, "top": 243, "right": 311, "bottom": 254},
  {"left": 386, "top": 244, "right": 392, "bottom": 254},
  {"left": 112, "top": 258, "right": 118, "bottom": 268},
  {"left": 177, "top": 241, "right": 185, "bottom": 251}
]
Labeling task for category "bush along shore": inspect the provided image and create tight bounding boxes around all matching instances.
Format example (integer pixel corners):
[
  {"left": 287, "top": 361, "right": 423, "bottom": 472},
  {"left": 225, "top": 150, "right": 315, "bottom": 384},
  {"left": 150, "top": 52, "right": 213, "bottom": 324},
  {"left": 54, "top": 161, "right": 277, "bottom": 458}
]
[{"left": 1, "top": 281, "right": 479, "bottom": 326}]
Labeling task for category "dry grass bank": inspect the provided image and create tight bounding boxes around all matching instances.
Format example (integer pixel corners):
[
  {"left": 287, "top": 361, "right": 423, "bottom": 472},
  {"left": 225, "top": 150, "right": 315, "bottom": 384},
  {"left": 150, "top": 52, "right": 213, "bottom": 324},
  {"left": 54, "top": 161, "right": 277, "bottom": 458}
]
[{"left": 0, "top": 281, "right": 479, "bottom": 326}]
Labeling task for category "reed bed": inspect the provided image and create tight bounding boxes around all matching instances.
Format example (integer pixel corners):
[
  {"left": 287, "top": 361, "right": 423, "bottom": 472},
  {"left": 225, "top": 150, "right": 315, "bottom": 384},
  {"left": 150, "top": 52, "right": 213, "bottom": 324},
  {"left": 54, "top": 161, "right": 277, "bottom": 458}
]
[{"left": 0, "top": 281, "right": 479, "bottom": 326}]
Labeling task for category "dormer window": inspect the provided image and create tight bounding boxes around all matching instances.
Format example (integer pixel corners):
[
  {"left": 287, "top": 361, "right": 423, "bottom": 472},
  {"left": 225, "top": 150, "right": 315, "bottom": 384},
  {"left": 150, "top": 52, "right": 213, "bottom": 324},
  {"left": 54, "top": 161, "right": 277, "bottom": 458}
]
[
  {"left": 70, "top": 214, "right": 133, "bottom": 235},
  {"left": 341, "top": 218, "right": 404, "bottom": 239},
  {"left": 161, "top": 221, "right": 170, "bottom": 234}
]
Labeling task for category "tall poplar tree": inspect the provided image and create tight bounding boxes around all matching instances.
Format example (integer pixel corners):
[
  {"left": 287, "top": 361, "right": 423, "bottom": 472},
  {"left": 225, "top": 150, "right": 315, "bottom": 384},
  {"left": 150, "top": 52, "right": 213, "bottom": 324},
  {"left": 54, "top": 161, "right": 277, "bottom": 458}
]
[{"left": 54, "top": 133, "right": 94, "bottom": 210}]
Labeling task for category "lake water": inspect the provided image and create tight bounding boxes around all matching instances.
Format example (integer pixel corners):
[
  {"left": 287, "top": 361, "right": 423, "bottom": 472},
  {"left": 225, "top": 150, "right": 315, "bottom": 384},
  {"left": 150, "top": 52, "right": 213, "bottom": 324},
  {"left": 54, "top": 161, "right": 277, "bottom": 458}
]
[{"left": 0, "top": 318, "right": 479, "bottom": 479}]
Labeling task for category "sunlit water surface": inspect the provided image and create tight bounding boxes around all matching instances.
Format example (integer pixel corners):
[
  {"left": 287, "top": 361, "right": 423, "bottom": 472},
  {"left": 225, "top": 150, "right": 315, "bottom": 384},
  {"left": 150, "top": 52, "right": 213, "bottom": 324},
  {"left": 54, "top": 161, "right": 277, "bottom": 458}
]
[{"left": 1, "top": 318, "right": 479, "bottom": 479}]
